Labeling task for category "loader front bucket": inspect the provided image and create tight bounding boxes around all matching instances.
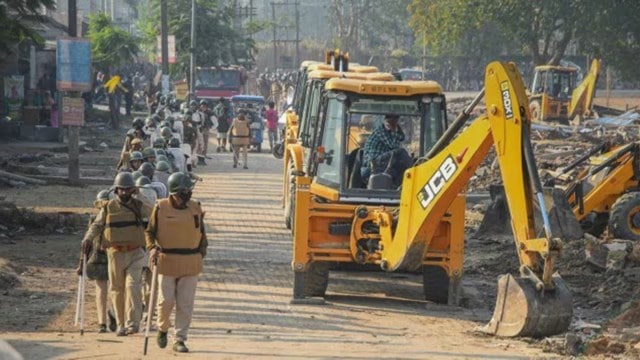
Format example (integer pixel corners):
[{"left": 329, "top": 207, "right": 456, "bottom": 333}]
[{"left": 479, "top": 274, "right": 572, "bottom": 337}]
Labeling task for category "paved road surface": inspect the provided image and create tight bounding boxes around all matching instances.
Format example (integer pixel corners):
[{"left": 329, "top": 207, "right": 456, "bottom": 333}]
[{"left": 5, "top": 147, "right": 555, "bottom": 359}]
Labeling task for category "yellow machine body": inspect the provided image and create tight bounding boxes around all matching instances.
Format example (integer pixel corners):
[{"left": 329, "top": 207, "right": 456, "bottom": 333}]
[
  {"left": 556, "top": 143, "right": 640, "bottom": 240},
  {"left": 529, "top": 59, "right": 601, "bottom": 124},
  {"left": 291, "top": 62, "right": 573, "bottom": 338}
]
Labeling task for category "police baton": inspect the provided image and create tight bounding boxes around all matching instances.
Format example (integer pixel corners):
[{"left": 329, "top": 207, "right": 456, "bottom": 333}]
[
  {"left": 74, "top": 253, "right": 88, "bottom": 336},
  {"left": 143, "top": 257, "right": 159, "bottom": 356}
]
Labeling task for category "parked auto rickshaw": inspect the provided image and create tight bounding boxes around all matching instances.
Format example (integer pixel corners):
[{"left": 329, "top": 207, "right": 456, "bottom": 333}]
[{"left": 231, "top": 95, "right": 265, "bottom": 152}]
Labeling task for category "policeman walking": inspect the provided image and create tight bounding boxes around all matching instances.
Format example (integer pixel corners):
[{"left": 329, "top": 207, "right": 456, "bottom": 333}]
[
  {"left": 81, "top": 172, "right": 151, "bottom": 336},
  {"left": 145, "top": 172, "right": 207, "bottom": 353}
]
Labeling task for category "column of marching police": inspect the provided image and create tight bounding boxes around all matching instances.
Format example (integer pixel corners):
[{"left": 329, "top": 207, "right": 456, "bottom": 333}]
[{"left": 75, "top": 96, "right": 245, "bottom": 354}]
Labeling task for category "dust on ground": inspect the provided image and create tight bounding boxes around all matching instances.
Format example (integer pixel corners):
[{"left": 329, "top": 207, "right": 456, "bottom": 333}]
[{"left": 1, "top": 100, "right": 640, "bottom": 358}]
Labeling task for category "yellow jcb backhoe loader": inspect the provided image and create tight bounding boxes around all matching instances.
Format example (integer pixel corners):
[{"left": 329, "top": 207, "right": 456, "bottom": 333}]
[
  {"left": 529, "top": 59, "right": 601, "bottom": 124},
  {"left": 282, "top": 52, "right": 393, "bottom": 229},
  {"left": 547, "top": 142, "right": 640, "bottom": 240},
  {"left": 290, "top": 61, "right": 573, "bottom": 337},
  {"left": 284, "top": 50, "right": 378, "bottom": 152}
]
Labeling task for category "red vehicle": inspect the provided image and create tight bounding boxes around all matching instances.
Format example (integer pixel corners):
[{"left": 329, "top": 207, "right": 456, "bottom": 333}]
[{"left": 194, "top": 66, "right": 247, "bottom": 99}]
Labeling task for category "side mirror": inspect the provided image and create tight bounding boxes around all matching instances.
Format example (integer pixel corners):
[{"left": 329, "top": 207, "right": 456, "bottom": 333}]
[{"left": 286, "top": 87, "right": 295, "bottom": 107}]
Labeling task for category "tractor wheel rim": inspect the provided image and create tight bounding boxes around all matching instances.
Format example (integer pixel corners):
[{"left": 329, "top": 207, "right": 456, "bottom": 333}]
[{"left": 629, "top": 207, "right": 640, "bottom": 233}]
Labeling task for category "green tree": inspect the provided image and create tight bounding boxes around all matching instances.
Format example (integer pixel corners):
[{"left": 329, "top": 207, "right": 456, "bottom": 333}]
[
  {"left": 327, "top": 0, "right": 413, "bottom": 53},
  {"left": 409, "top": 0, "right": 640, "bottom": 80},
  {"left": 409, "top": 0, "right": 590, "bottom": 66},
  {"left": 137, "top": 0, "right": 255, "bottom": 78},
  {"left": 88, "top": 13, "right": 140, "bottom": 72},
  {"left": 0, "top": 0, "right": 56, "bottom": 58},
  {"left": 583, "top": 0, "right": 640, "bottom": 81}
]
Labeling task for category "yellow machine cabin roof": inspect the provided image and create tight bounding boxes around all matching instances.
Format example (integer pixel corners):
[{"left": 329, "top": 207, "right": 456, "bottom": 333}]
[
  {"left": 350, "top": 65, "right": 379, "bottom": 73},
  {"left": 307, "top": 70, "right": 395, "bottom": 81},
  {"left": 300, "top": 60, "right": 321, "bottom": 70},
  {"left": 306, "top": 63, "right": 380, "bottom": 73},
  {"left": 535, "top": 65, "right": 578, "bottom": 73},
  {"left": 324, "top": 79, "right": 443, "bottom": 96},
  {"left": 307, "top": 63, "right": 337, "bottom": 72}
]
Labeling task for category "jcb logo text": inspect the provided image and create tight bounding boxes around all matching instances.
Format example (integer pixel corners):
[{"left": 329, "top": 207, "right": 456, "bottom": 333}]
[
  {"left": 501, "top": 81, "right": 514, "bottom": 119},
  {"left": 417, "top": 156, "right": 457, "bottom": 209}
]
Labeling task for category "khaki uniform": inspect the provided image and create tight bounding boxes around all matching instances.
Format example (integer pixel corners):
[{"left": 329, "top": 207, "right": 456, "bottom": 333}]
[
  {"left": 229, "top": 118, "right": 250, "bottom": 167},
  {"left": 81, "top": 208, "right": 111, "bottom": 326},
  {"left": 83, "top": 198, "right": 151, "bottom": 330},
  {"left": 192, "top": 111, "right": 205, "bottom": 161},
  {"left": 145, "top": 197, "right": 207, "bottom": 342}
]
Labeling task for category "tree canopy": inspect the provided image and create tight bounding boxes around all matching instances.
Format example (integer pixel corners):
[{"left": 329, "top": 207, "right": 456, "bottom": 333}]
[
  {"left": 88, "top": 13, "right": 140, "bottom": 72},
  {"left": 327, "top": 0, "right": 413, "bottom": 69},
  {"left": 408, "top": 0, "right": 640, "bottom": 80},
  {"left": 137, "top": 0, "right": 255, "bottom": 78},
  {"left": 0, "top": 0, "right": 56, "bottom": 59}
]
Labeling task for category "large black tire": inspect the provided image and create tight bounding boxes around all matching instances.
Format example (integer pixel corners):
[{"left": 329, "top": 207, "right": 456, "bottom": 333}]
[
  {"left": 422, "top": 265, "right": 449, "bottom": 304},
  {"left": 272, "top": 143, "right": 284, "bottom": 159},
  {"left": 284, "top": 161, "right": 296, "bottom": 230},
  {"left": 581, "top": 212, "right": 609, "bottom": 238},
  {"left": 609, "top": 192, "right": 640, "bottom": 241},
  {"left": 530, "top": 99, "right": 542, "bottom": 122},
  {"left": 293, "top": 262, "right": 330, "bottom": 299}
]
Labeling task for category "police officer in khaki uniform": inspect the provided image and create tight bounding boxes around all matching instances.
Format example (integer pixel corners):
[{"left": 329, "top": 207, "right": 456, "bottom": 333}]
[
  {"left": 146, "top": 172, "right": 207, "bottom": 353},
  {"left": 82, "top": 172, "right": 151, "bottom": 336}
]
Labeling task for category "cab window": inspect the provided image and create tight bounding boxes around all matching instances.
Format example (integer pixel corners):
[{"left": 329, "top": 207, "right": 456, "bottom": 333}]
[
  {"left": 345, "top": 95, "right": 446, "bottom": 190},
  {"left": 299, "top": 82, "right": 322, "bottom": 147},
  {"left": 316, "top": 98, "right": 344, "bottom": 187}
]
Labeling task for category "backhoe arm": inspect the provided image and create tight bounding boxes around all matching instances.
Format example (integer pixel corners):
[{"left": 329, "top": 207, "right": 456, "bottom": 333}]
[
  {"left": 569, "top": 59, "right": 601, "bottom": 119},
  {"left": 373, "top": 61, "right": 572, "bottom": 338},
  {"left": 379, "top": 62, "right": 559, "bottom": 288}
]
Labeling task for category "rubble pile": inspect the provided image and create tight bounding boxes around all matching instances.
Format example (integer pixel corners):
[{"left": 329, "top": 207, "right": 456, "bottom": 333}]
[
  {"left": 0, "top": 200, "right": 85, "bottom": 241},
  {"left": 467, "top": 120, "right": 639, "bottom": 192},
  {"left": 464, "top": 111, "right": 640, "bottom": 356},
  {"left": 0, "top": 257, "right": 23, "bottom": 291},
  {"left": 538, "top": 237, "right": 640, "bottom": 357}
]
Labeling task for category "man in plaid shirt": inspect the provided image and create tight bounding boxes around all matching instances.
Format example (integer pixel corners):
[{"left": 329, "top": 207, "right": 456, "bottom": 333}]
[{"left": 360, "top": 114, "right": 412, "bottom": 187}]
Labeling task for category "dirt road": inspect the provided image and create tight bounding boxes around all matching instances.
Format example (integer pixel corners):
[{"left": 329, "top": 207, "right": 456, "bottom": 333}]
[{"left": 1, "top": 148, "right": 564, "bottom": 360}]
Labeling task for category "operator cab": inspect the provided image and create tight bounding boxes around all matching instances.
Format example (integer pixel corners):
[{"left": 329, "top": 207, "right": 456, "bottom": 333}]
[
  {"left": 530, "top": 66, "right": 577, "bottom": 100},
  {"left": 308, "top": 79, "right": 447, "bottom": 204}
]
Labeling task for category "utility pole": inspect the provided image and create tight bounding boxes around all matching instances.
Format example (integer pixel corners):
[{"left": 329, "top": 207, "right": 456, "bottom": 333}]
[
  {"left": 422, "top": 32, "right": 426, "bottom": 80},
  {"left": 67, "top": 0, "right": 80, "bottom": 185},
  {"left": 294, "top": 1, "right": 299, "bottom": 67},
  {"left": 189, "top": 0, "right": 196, "bottom": 97},
  {"left": 160, "top": 0, "right": 169, "bottom": 95},
  {"left": 249, "top": 0, "right": 254, "bottom": 26},
  {"left": 270, "top": 1, "right": 302, "bottom": 70},
  {"left": 271, "top": 2, "right": 277, "bottom": 70}
]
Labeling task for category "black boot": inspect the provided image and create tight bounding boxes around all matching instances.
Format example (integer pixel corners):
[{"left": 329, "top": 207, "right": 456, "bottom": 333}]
[
  {"left": 173, "top": 341, "right": 189, "bottom": 353},
  {"left": 157, "top": 331, "right": 168, "bottom": 348}
]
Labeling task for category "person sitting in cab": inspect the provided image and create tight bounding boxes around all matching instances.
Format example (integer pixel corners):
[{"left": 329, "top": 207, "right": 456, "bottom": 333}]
[{"left": 360, "top": 114, "right": 412, "bottom": 188}]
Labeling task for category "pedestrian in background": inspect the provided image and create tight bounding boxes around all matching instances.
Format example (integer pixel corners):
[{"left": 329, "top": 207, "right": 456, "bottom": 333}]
[
  {"left": 214, "top": 98, "right": 231, "bottom": 152},
  {"left": 228, "top": 113, "right": 250, "bottom": 169},
  {"left": 265, "top": 101, "right": 278, "bottom": 151},
  {"left": 198, "top": 100, "right": 214, "bottom": 159}
]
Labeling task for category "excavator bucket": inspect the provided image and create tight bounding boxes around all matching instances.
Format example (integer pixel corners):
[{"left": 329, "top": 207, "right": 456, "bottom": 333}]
[
  {"left": 476, "top": 186, "right": 583, "bottom": 241},
  {"left": 479, "top": 274, "right": 573, "bottom": 337}
]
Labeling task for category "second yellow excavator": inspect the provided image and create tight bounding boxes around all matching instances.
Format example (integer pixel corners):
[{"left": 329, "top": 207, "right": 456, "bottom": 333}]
[
  {"left": 291, "top": 61, "right": 573, "bottom": 337},
  {"left": 546, "top": 141, "right": 640, "bottom": 240},
  {"left": 529, "top": 59, "right": 601, "bottom": 124}
]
